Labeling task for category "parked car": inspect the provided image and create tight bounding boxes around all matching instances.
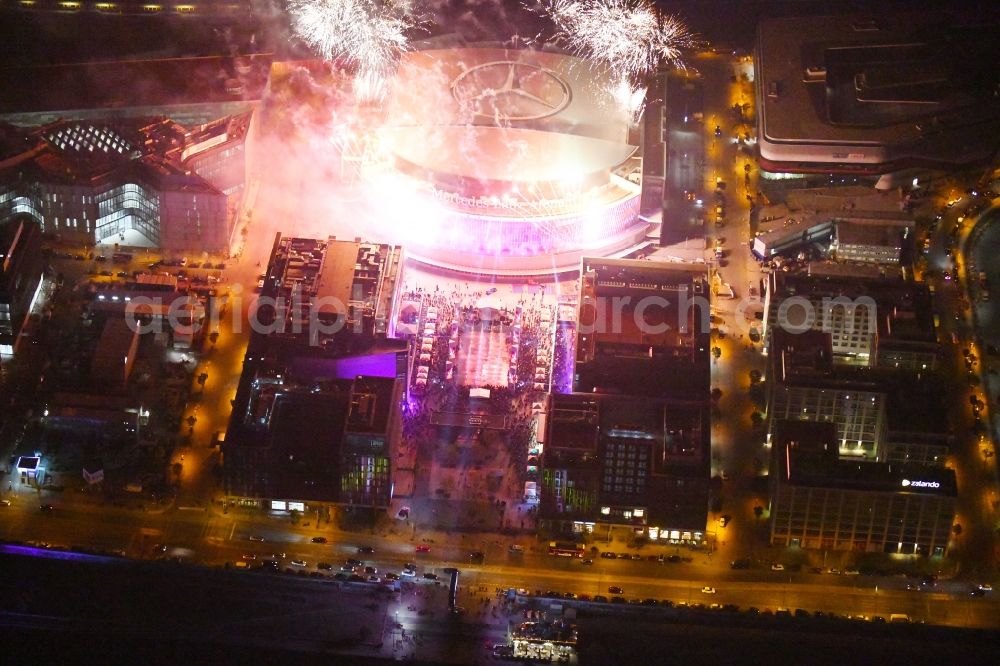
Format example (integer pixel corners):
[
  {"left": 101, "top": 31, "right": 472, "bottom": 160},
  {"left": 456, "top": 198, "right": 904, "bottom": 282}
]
[
  {"left": 608, "top": 586, "right": 624, "bottom": 594},
  {"left": 701, "top": 587, "right": 717, "bottom": 594},
  {"left": 771, "top": 563, "right": 785, "bottom": 572},
  {"left": 415, "top": 545, "right": 431, "bottom": 553},
  {"left": 358, "top": 546, "right": 375, "bottom": 554},
  {"left": 311, "top": 536, "right": 328, "bottom": 544},
  {"left": 423, "top": 572, "right": 439, "bottom": 581}
]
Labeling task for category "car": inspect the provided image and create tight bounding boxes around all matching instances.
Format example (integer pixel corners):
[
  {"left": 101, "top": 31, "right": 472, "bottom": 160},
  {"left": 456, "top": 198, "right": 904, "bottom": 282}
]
[
  {"left": 971, "top": 588, "right": 985, "bottom": 597},
  {"left": 844, "top": 569, "right": 860, "bottom": 576},
  {"left": 469, "top": 551, "right": 485, "bottom": 562},
  {"left": 608, "top": 586, "right": 624, "bottom": 594},
  {"left": 771, "top": 563, "right": 785, "bottom": 572},
  {"left": 364, "top": 566, "right": 378, "bottom": 575},
  {"left": 423, "top": 572, "right": 439, "bottom": 581},
  {"left": 701, "top": 587, "right": 717, "bottom": 594},
  {"left": 40, "top": 504, "right": 54, "bottom": 512},
  {"left": 0, "top": 499, "right": 10, "bottom": 507},
  {"left": 384, "top": 572, "right": 400, "bottom": 582},
  {"left": 311, "top": 536, "right": 328, "bottom": 544},
  {"left": 367, "top": 575, "right": 380, "bottom": 583},
  {"left": 508, "top": 544, "right": 524, "bottom": 553},
  {"left": 581, "top": 559, "right": 594, "bottom": 565},
  {"left": 290, "top": 560, "right": 307, "bottom": 567},
  {"left": 610, "top": 596, "right": 626, "bottom": 604},
  {"left": 415, "top": 545, "right": 431, "bottom": 553},
  {"left": 357, "top": 546, "right": 375, "bottom": 554},
  {"left": 593, "top": 595, "right": 608, "bottom": 603},
  {"left": 601, "top": 551, "right": 616, "bottom": 559},
  {"left": 978, "top": 583, "right": 993, "bottom": 591},
  {"left": 317, "top": 562, "right": 333, "bottom": 571},
  {"left": 730, "top": 559, "right": 750, "bottom": 569},
  {"left": 641, "top": 598, "right": 658, "bottom": 606},
  {"left": 249, "top": 535, "right": 264, "bottom": 542},
  {"left": 630, "top": 554, "right": 643, "bottom": 561},
  {"left": 400, "top": 569, "right": 416, "bottom": 578},
  {"left": 667, "top": 555, "right": 682, "bottom": 563},
  {"left": 715, "top": 125, "right": 723, "bottom": 137},
  {"left": 340, "top": 564, "right": 355, "bottom": 572},
  {"left": 242, "top": 553, "right": 257, "bottom": 561},
  {"left": 346, "top": 558, "right": 363, "bottom": 567},
  {"left": 617, "top": 553, "right": 631, "bottom": 559}
]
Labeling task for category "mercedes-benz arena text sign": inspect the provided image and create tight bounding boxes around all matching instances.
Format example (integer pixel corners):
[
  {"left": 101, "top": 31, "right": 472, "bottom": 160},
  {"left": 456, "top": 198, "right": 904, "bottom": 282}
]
[{"left": 901, "top": 479, "right": 941, "bottom": 489}]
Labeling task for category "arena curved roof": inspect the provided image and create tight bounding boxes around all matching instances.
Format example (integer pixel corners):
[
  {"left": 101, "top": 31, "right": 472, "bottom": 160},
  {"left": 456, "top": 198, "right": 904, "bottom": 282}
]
[{"left": 384, "top": 47, "right": 636, "bottom": 192}]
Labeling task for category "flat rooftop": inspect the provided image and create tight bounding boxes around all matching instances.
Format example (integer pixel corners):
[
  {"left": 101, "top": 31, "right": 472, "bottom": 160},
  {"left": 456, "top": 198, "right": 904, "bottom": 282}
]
[
  {"left": 780, "top": 435, "right": 957, "bottom": 497},
  {"left": 756, "top": 12, "right": 1000, "bottom": 168},
  {"left": 0, "top": 54, "right": 272, "bottom": 116}
]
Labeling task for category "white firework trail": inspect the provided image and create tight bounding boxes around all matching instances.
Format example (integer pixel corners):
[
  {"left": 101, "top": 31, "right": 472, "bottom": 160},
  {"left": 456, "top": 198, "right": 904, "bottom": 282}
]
[
  {"left": 288, "top": 0, "right": 423, "bottom": 95},
  {"left": 535, "top": 0, "right": 693, "bottom": 80}
]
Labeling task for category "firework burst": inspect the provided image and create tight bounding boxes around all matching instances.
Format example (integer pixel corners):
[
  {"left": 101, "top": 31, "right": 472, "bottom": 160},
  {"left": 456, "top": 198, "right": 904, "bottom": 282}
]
[
  {"left": 288, "top": 0, "right": 423, "bottom": 93},
  {"left": 536, "top": 0, "right": 693, "bottom": 80}
]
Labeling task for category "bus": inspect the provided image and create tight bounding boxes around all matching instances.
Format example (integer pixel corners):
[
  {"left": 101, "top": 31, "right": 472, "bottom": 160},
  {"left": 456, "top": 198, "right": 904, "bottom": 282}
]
[{"left": 548, "top": 541, "right": 585, "bottom": 558}]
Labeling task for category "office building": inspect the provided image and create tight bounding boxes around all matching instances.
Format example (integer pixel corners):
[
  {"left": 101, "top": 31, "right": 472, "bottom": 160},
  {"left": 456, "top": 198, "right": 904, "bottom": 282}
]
[
  {"left": 573, "top": 257, "right": 711, "bottom": 398},
  {"left": 0, "top": 113, "right": 250, "bottom": 252},
  {"left": 540, "top": 392, "right": 710, "bottom": 544},
  {"left": 769, "top": 420, "right": 956, "bottom": 555},
  {"left": 763, "top": 271, "right": 937, "bottom": 371},
  {"left": 223, "top": 235, "right": 407, "bottom": 512},
  {"left": 539, "top": 258, "right": 711, "bottom": 542},
  {"left": 765, "top": 329, "right": 888, "bottom": 461},
  {"left": 755, "top": 12, "right": 1000, "bottom": 175},
  {"left": 0, "top": 214, "right": 43, "bottom": 356}
]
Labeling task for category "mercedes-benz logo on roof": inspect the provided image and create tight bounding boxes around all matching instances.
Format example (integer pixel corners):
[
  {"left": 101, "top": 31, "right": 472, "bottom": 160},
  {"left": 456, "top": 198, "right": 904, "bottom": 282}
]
[{"left": 451, "top": 61, "right": 571, "bottom": 122}]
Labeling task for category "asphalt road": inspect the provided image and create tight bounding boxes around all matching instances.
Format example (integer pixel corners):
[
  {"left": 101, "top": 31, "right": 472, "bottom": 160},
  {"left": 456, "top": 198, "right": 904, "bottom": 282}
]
[{"left": 3, "top": 495, "right": 998, "bottom": 629}]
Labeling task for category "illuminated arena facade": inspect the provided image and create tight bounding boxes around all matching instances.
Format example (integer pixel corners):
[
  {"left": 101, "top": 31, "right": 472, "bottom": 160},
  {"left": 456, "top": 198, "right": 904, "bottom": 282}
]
[{"left": 369, "top": 47, "right": 650, "bottom": 273}]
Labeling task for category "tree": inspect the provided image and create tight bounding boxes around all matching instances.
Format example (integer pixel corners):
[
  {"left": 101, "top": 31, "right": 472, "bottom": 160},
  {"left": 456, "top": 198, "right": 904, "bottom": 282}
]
[
  {"left": 749, "top": 369, "right": 762, "bottom": 385},
  {"left": 186, "top": 415, "right": 197, "bottom": 428},
  {"left": 952, "top": 523, "right": 963, "bottom": 537},
  {"left": 209, "top": 331, "right": 219, "bottom": 346},
  {"left": 753, "top": 505, "right": 764, "bottom": 522},
  {"left": 711, "top": 387, "right": 723, "bottom": 402},
  {"left": 712, "top": 346, "right": 722, "bottom": 361},
  {"left": 197, "top": 372, "right": 208, "bottom": 388},
  {"left": 750, "top": 411, "right": 764, "bottom": 429}
]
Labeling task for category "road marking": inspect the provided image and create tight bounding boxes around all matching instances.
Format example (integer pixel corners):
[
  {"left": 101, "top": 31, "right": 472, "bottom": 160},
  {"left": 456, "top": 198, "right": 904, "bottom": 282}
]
[{"left": 229, "top": 522, "right": 237, "bottom": 541}]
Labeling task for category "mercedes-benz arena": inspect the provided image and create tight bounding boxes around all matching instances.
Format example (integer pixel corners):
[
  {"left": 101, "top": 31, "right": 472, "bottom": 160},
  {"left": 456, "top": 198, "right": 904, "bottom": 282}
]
[{"left": 370, "top": 47, "right": 649, "bottom": 274}]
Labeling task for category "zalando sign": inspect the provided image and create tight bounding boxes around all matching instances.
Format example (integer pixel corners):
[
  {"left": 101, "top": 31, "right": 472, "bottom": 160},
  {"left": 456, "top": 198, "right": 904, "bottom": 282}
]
[{"left": 901, "top": 479, "right": 941, "bottom": 489}]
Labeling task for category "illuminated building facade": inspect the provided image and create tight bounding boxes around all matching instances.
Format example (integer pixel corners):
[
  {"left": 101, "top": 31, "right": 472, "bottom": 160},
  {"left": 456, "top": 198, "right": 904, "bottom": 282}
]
[
  {"left": 769, "top": 420, "right": 955, "bottom": 555},
  {"left": 0, "top": 114, "right": 250, "bottom": 251}
]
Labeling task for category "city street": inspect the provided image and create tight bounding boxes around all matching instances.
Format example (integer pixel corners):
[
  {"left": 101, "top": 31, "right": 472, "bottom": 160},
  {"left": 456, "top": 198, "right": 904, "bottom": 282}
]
[{"left": 1, "top": 494, "right": 997, "bottom": 629}]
